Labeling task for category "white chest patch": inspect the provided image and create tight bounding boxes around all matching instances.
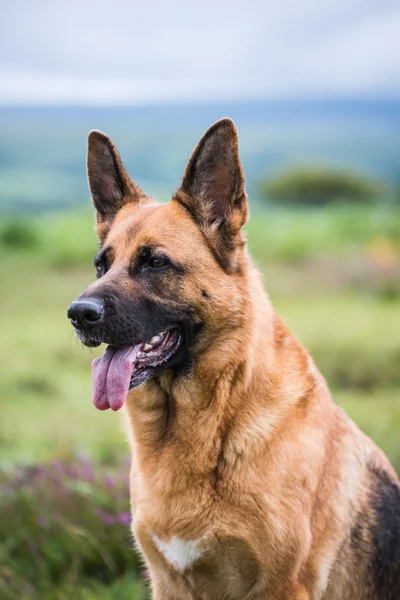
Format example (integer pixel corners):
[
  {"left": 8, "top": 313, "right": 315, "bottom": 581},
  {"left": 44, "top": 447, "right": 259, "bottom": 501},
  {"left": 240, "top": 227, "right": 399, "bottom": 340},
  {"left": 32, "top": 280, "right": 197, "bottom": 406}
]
[{"left": 153, "top": 535, "right": 206, "bottom": 572}]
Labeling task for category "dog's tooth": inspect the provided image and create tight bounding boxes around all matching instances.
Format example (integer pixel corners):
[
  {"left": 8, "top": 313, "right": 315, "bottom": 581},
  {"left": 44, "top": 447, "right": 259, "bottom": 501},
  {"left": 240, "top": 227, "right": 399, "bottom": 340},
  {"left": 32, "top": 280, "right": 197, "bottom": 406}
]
[
  {"left": 143, "top": 343, "right": 153, "bottom": 352},
  {"left": 150, "top": 334, "right": 161, "bottom": 344}
]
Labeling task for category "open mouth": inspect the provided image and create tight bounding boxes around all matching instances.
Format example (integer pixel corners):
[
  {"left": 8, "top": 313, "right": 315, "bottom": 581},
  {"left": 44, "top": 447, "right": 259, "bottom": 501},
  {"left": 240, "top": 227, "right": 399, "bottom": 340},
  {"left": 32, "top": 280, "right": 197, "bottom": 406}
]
[{"left": 91, "top": 328, "right": 182, "bottom": 412}]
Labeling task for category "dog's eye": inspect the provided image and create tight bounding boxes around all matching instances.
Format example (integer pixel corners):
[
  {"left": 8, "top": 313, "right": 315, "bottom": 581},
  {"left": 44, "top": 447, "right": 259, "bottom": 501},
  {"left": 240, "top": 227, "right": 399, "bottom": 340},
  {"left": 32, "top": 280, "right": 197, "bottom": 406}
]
[
  {"left": 95, "top": 263, "right": 106, "bottom": 278},
  {"left": 148, "top": 257, "right": 169, "bottom": 269}
]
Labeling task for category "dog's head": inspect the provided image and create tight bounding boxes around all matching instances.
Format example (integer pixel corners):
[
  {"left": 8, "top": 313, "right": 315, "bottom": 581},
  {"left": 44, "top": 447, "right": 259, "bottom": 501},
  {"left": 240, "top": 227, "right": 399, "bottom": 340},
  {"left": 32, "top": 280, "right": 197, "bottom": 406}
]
[{"left": 68, "top": 118, "right": 249, "bottom": 410}]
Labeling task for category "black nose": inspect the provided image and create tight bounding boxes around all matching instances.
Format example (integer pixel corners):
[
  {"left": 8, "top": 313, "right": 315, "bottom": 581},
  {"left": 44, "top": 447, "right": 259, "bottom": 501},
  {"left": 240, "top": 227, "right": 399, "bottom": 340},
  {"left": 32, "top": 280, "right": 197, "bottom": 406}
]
[{"left": 67, "top": 298, "right": 104, "bottom": 330}]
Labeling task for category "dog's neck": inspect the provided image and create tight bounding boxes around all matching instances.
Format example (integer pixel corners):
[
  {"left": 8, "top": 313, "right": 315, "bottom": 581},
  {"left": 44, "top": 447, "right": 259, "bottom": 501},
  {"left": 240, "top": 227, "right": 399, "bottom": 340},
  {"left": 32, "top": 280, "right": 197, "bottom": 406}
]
[{"left": 124, "top": 260, "right": 316, "bottom": 493}]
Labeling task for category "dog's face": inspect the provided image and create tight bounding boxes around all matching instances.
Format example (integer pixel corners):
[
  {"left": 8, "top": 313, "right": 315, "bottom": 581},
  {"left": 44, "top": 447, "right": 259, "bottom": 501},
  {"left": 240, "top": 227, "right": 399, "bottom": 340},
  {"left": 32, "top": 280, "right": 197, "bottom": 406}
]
[{"left": 68, "top": 119, "right": 249, "bottom": 410}]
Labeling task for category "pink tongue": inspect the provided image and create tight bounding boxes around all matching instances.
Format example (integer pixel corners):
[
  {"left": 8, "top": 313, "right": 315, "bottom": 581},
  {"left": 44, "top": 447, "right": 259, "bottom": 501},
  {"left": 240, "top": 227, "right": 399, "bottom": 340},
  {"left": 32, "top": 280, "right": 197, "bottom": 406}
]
[{"left": 92, "top": 345, "right": 141, "bottom": 412}]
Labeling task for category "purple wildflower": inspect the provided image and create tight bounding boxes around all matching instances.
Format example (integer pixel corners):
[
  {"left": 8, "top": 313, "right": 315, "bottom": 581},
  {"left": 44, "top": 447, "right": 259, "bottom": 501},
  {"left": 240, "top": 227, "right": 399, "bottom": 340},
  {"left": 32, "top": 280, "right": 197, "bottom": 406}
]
[
  {"left": 103, "top": 475, "right": 115, "bottom": 488},
  {"left": 102, "top": 513, "right": 115, "bottom": 525},
  {"left": 117, "top": 512, "right": 131, "bottom": 525}
]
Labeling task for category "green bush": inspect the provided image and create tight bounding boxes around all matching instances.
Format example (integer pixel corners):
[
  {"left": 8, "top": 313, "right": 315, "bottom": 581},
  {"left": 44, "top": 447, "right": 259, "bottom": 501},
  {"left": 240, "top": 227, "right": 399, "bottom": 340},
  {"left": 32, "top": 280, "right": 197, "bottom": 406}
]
[
  {"left": 0, "top": 210, "right": 97, "bottom": 267},
  {"left": 260, "top": 166, "right": 381, "bottom": 206},
  {"left": 0, "top": 221, "right": 39, "bottom": 251}
]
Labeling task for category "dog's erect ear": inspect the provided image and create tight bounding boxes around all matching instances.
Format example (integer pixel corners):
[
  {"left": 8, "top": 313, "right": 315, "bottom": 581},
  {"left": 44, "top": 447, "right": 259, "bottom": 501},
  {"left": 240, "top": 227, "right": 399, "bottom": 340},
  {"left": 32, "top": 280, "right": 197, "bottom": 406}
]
[
  {"left": 175, "top": 118, "right": 248, "bottom": 263},
  {"left": 87, "top": 131, "right": 145, "bottom": 240}
]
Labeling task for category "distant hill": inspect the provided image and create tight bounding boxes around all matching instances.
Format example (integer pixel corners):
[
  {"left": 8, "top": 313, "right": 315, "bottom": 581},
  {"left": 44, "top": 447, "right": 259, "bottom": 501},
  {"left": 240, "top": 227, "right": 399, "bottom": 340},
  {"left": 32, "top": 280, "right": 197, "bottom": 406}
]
[{"left": 0, "top": 99, "right": 399, "bottom": 213}]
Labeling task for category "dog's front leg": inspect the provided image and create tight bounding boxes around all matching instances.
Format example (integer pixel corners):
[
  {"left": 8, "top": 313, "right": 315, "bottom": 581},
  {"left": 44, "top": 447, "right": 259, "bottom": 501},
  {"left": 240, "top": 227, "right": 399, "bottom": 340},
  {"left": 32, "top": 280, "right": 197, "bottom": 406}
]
[
  {"left": 146, "top": 563, "right": 194, "bottom": 600},
  {"left": 150, "top": 575, "right": 192, "bottom": 600}
]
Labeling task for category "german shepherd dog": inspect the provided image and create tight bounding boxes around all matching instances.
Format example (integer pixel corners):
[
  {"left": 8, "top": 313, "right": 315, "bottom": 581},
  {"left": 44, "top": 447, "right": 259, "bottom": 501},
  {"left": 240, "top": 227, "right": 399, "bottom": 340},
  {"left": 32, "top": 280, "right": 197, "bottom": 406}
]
[{"left": 68, "top": 119, "right": 400, "bottom": 599}]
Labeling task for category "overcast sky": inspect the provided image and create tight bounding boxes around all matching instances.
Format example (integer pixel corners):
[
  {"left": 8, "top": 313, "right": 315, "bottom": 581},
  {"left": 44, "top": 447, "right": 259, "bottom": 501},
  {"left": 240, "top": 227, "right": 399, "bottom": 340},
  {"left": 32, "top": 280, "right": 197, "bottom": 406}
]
[{"left": 1, "top": 0, "right": 399, "bottom": 104}]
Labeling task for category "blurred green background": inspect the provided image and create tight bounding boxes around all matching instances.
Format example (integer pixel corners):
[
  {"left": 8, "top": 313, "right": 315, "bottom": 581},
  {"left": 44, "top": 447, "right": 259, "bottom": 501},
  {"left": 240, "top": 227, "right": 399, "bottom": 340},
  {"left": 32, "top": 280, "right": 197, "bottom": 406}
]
[{"left": 1, "top": 0, "right": 400, "bottom": 597}]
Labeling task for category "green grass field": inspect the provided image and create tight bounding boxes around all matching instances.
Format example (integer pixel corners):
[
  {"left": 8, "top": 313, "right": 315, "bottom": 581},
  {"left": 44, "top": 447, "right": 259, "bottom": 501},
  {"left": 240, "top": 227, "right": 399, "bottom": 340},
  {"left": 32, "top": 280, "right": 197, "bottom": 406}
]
[{"left": 1, "top": 204, "right": 399, "bottom": 598}]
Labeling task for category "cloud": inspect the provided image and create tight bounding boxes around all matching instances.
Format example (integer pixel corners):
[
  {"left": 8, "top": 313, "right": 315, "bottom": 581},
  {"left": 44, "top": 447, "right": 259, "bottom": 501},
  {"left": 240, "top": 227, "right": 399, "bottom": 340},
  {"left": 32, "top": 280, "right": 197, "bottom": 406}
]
[{"left": 0, "top": 0, "right": 399, "bottom": 103}]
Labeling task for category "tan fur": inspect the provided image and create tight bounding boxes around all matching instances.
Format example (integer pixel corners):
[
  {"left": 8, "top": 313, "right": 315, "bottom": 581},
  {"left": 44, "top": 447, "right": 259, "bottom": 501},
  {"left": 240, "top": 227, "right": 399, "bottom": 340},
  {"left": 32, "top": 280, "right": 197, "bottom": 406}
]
[{"left": 82, "top": 120, "right": 400, "bottom": 599}]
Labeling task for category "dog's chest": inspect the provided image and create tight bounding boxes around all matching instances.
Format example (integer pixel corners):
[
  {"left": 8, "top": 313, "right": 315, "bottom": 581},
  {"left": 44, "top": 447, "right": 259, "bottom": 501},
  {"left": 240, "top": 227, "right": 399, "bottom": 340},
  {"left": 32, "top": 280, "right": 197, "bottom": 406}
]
[
  {"left": 152, "top": 533, "right": 208, "bottom": 572},
  {"left": 142, "top": 526, "right": 262, "bottom": 599}
]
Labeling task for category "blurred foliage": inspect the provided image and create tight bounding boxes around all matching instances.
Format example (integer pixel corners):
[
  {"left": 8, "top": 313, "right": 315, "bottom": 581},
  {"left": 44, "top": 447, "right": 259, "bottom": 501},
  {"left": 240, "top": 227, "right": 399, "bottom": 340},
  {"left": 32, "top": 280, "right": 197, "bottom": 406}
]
[
  {"left": 260, "top": 166, "right": 381, "bottom": 205},
  {"left": 0, "top": 221, "right": 39, "bottom": 250},
  {"left": 246, "top": 203, "right": 400, "bottom": 263},
  {"left": 0, "top": 459, "right": 149, "bottom": 600},
  {"left": 0, "top": 210, "right": 97, "bottom": 265}
]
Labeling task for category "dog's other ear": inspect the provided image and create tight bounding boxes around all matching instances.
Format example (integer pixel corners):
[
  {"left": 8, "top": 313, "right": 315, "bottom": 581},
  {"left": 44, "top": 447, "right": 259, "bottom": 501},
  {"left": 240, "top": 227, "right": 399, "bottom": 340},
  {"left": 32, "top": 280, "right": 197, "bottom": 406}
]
[
  {"left": 87, "top": 130, "right": 145, "bottom": 241},
  {"left": 175, "top": 118, "right": 248, "bottom": 266}
]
